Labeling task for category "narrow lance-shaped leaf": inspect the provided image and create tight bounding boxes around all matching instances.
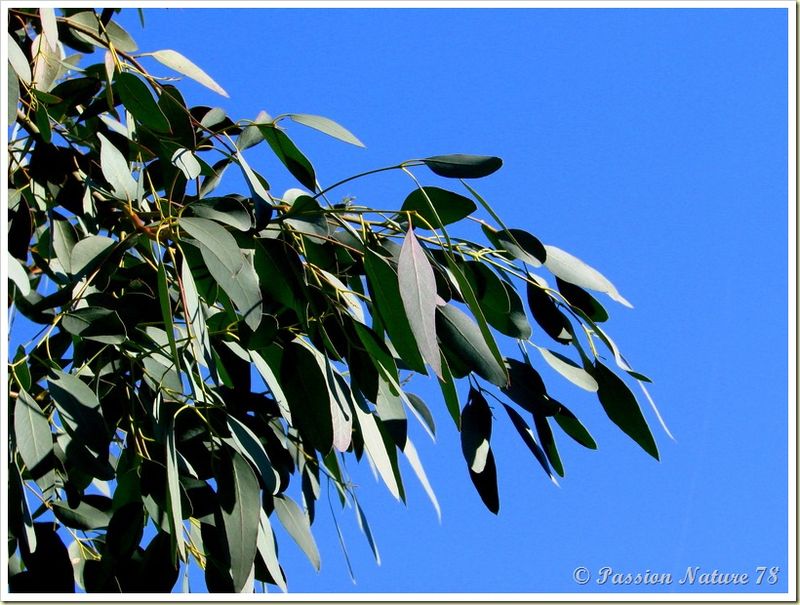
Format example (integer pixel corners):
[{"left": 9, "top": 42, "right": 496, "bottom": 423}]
[
  {"left": 536, "top": 346, "right": 599, "bottom": 392},
  {"left": 398, "top": 227, "right": 442, "bottom": 379},
  {"left": 256, "top": 124, "right": 317, "bottom": 191},
  {"left": 553, "top": 404, "right": 598, "bottom": 450},
  {"left": 594, "top": 361, "right": 659, "bottom": 460},
  {"left": 7, "top": 34, "right": 32, "bottom": 85},
  {"left": 353, "top": 400, "right": 401, "bottom": 500},
  {"left": 148, "top": 49, "right": 229, "bottom": 97},
  {"left": 544, "top": 244, "right": 632, "bottom": 308},
  {"left": 461, "top": 388, "right": 499, "bottom": 514},
  {"left": 165, "top": 419, "right": 186, "bottom": 563},
  {"left": 116, "top": 72, "right": 171, "bottom": 133},
  {"left": 257, "top": 510, "right": 287, "bottom": 592},
  {"left": 273, "top": 494, "right": 321, "bottom": 572},
  {"left": 226, "top": 415, "right": 278, "bottom": 495},
  {"left": 219, "top": 450, "right": 261, "bottom": 592},
  {"left": 437, "top": 303, "right": 507, "bottom": 387},
  {"left": 403, "top": 437, "right": 441, "bottom": 522},
  {"left": 502, "top": 403, "right": 558, "bottom": 485},
  {"left": 97, "top": 133, "right": 137, "bottom": 200},
  {"left": 287, "top": 113, "right": 364, "bottom": 147}
]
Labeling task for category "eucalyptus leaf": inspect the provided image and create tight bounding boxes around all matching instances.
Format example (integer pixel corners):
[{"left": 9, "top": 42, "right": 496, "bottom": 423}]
[
  {"left": 14, "top": 390, "right": 53, "bottom": 473},
  {"left": 273, "top": 495, "right": 321, "bottom": 572},
  {"left": 544, "top": 245, "right": 632, "bottom": 308},
  {"left": 149, "top": 49, "right": 229, "bottom": 97},
  {"left": 288, "top": 113, "right": 364, "bottom": 147},
  {"left": 400, "top": 187, "right": 476, "bottom": 229},
  {"left": 422, "top": 154, "right": 503, "bottom": 179}
]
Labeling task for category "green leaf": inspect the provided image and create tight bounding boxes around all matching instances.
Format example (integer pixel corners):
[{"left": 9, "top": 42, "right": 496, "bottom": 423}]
[
  {"left": 116, "top": 72, "right": 170, "bottom": 133},
  {"left": 34, "top": 104, "right": 51, "bottom": 144},
  {"left": 52, "top": 496, "right": 112, "bottom": 530},
  {"left": 38, "top": 8, "right": 59, "bottom": 52},
  {"left": 405, "top": 392, "right": 436, "bottom": 440},
  {"left": 237, "top": 151, "right": 272, "bottom": 224},
  {"left": 47, "top": 371, "right": 108, "bottom": 456},
  {"left": 65, "top": 12, "right": 138, "bottom": 52},
  {"left": 461, "top": 388, "right": 499, "bottom": 514},
  {"left": 397, "top": 228, "right": 442, "bottom": 378},
  {"left": 219, "top": 451, "right": 261, "bottom": 592},
  {"left": 501, "top": 403, "right": 557, "bottom": 484},
  {"left": 105, "top": 502, "right": 145, "bottom": 560},
  {"left": 165, "top": 420, "right": 185, "bottom": 563},
  {"left": 257, "top": 510, "right": 287, "bottom": 592},
  {"left": 438, "top": 357, "right": 461, "bottom": 429},
  {"left": 553, "top": 405, "right": 597, "bottom": 450},
  {"left": 280, "top": 340, "right": 333, "bottom": 453},
  {"left": 273, "top": 494, "right": 321, "bottom": 572},
  {"left": 400, "top": 186, "right": 477, "bottom": 229},
  {"left": 502, "top": 358, "right": 556, "bottom": 416},
  {"left": 526, "top": 277, "right": 572, "bottom": 344},
  {"left": 287, "top": 113, "right": 364, "bottom": 147},
  {"left": 8, "top": 34, "right": 32, "bottom": 85},
  {"left": 8, "top": 254, "right": 30, "bottom": 296},
  {"left": 171, "top": 147, "right": 201, "bottom": 180},
  {"left": 593, "top": 361, "right": 659, "bottom": 460},
  {"left": 422, "top": 154, "right": 503, "bottom": 179},
  {"left": 226, "top": 415, "right": 277, "bottom": 495},
  {"left": 364, "top": 250, "right": 426, "bottom": 374},
  {"left": 97, "top": 133, "right": 137, "bottom": 200},
  {"left": 484, "top": 225, "right": 546, "bottom": 268},
  {"left": 14, "top": 390, "right": 53, "bottom": 473},
  {"left": 8, "top": 68, "right": 19, "bottom": 125},
  {"left": 544, "top": 244, "right": 632, "bottom": 308},
  {"left": 179, "top": 217, "right": 263, "bottom": 331},
  {"left": 148, "top": 49, "right": 229, "bottom": 97},
  {"left": 403, "top": 437, "right": 441, "bottom": 521},
  {"left": 465, "top": 261, "right": 531, "bottom": 339},
  {"left": 353, "top": 401, "right": 401, "bottom": 500},
  {"left": 61, "top": 307, "right": 127, "bottom": 344},
  {"left": 536, "top": 346, "right": 599, "bottom": 392},
  {"left": 256, "top": 125, "right": 317, "bottom": 191},
  {"left": 556, "top": 277, "right": 609, "bottom": 323},
  {"left": 354, "top": 501, "right": 380, "bottom": 565},
  {"left": 532, "top": 413, "right": 563, "bottom": 477},
  {"left": 436, "top": 303, "right": 507, "bottom": 387},
  {"left": 186, "top": 197, "right": 253, "bottom": 231},
  {"left": 69, "top": 235, "right": 115, "bottom": 278}
]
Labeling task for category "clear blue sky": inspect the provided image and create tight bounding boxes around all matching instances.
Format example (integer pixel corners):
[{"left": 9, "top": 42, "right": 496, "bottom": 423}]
[{"left": 72, "top": 5, "right": 798, "bottom": 595}]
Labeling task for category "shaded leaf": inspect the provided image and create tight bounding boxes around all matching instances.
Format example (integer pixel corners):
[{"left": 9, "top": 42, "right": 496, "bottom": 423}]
[
  {"left": 116, "top": 72, "right": 170, "bottom": 133},
  {"left": 502, "top": 358, "right": 557, "bottom": 416},
  {"left": 273, "top": 495, "right": 320, "bottom": 572},
  {"left": 14, "top": 389, "right": 53, "bottom": 472},
  {"left": 400, "top": 186, "right": 476, "bottom": 229},
  {"left": 165, "top": 420, "right": 185, "bottom": 562},
  {"left": 47, "top": 370, "right": 108, "bottom": 456},
  {"left": 526, "top": 277, "right": 572, "bottom": 344},
  {"left": 422, "top": 154, "right": 502, "bottom": 179},
  {"left": 52, "top": 496, "right": 112, "bottom": 530},
  {"left": 354, "top": 500, "right": 380, "bottom": 565},
  {"left": 436, "top": 303, "right": 507, "bottom": 386},
  {"left": 594, "top": 361, "right": 659, "bottom": 459},
  {"left": 257, "top": 125, "right": 316, "bottom": 191},
  {"left": 556, "top": 277, "right": 609, "bottom": 323},
  {"left": 532, "top": 413, "right": 563, "bottom": 477},
  {"left": 288, "top": 113, "right": 364, "bottom": 147},
  {"left": 553, "top": 405, "right": 597, "bottom": 450},
  {"left": 353, "top": 402, "right": 401, "bottom": 500},
  {"left": 219, "top": 451, "right": 260, "bottom": 592},
  {"left": 62, "top": 307, "right": 127, "bottom": 344},
  {"left": 501, "top": 403, "right": 557, "bottom": 484},
  {"left": 227, "top": 416, "right": 278, "bottom": 495},
  {"left": 484, "top": 225, "right": 546, "bottom": 268},
  {"left": 280, "top": 340, "right": 333, "bottom": 453},
  {"left": 186, "top": 196, "right": 252, "bottom": 231},
  {"left": 8, "top": 33, "right": 32, "bottom": 85},
  {"left": 405, "top": 392, "right": 436, "bottom": 440},
  {"left": 398, "top": 228, "right": 442, "bottom": 378},
  {"left": 179, "top": 217, "right": 263, "bottom": 331}
]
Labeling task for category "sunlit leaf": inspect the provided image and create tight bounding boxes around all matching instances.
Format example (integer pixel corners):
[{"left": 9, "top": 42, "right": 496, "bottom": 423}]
[
  {"left": 149, "top": 49, "right": 229, "bottom": 97},
  {"left": 553, "top": 405, "right": 597, "bottom": 450},
  {"left": 273, "top": 494, "right": 320, "bottom": 572},
  {"left": 97, "top": 133, "right": 137, "bottom": 200},
  {"left": 257, "top": 124, "right": 317, "bottom": 191},
  {"left": 536, "top": 346, "right": 598, "bottom": 392},
  {"left": 544, "top": 245, "right": 632, "bottom": 308},
  {"left": 288, "top": 113, "right": 364, "bottom": 147},
  {"left": 14, "top": 390, "right": 53, "bottom": 473},
  {"left": 116, "top": 72, "right": 170, "bottom": 133},
  {"left": 398, "top": 228, "right": 442, "bottom": 378},
  {"left": 437, "top": 303, "right": 507, "bottom": 387}
]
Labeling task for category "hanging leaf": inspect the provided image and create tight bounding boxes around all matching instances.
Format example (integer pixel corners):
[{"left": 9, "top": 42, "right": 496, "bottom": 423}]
[
  {"left": 398, "top": 227, "right": 442, "bottom": 378},
  {"left": 553, "top": 405, "right": 597, "bottom": 450},
  {"left": 226, "top": 416, "right": 278, "bottom": 495},
  {"left": 279, "top": 340, "right": 333, "bottom": 453},
  {"left": 8, "top": 34, "right": 32, "bottom": 85},
  {"left": 8, "top": 254, "right": 31, "bottom": 296},
  {"left": 593, "top": 361, "right": 659, "bottom": 460},
  {"left": 400, "top": 187, "right": 476, "bottom": 229},
  {"left": 403, "top": 437, "right": 441, "bottom": 521},
  {"left": 436, "top": 303, "right": 507, "bottom": 387},
  {"left": 148, "top": 49, "right": 229, "bottom": 97},
  {"left": 116, "top": 72, "right": 171, "bottom": 133},
  {"left": 165, "top": 421, "right": 185, "bottom": 563},
  {"left": 52, "top": 496, "right": 113, "bottom": 531},
  {"left": 526, "top": 278, "right": 572, "bottom": 344},
  {"left": 13, "top": 390, "right": 53, "bottom": 473},
  {"left": 38, "top": 8, "right": 59, "bottom": 52},
  {"left": 62, "top": 307, "right": 127, "bottom": 344},
  {"left": 405, "top": 392, "right": 436, "bottom": 440},
  {"left": 256, "top": 125, "right": 317, "bottom": 191},
  {"left": 179, "top": 217, "right": 263, "bottom": 331},
  {"left": 273, "top": 494, "right": 321, "bottom": 572},
  {"left": 532, "top": 412, "right": 564, "bottom": 478},
  {"left": 186, "top": 197, "right": 253, "bottom": 231},
  {"left": 536, "top": 346, "right": 599, "bottom": 392},
  {"left": 47, "top": 370, "right": 108, "bottom": 456},
  {"left": 354, "top": 500, "right": 381, "bottom": 566},
  {"left": 256, "top": 510, "right": 287, "bottom": 592},
  {"left": 544, "top": 245, "right": 632, "bottom": 308},
  {"left": 502, "top": 403, "right": 557, "bottom": 484},
  {"left": 364, "top": 249, "right": 427, "bottom": 374},
  {"left": 421, "top": 154, "right": 502, "bottom": 179},
  {"left": 556, "top": 277, "right": 609, "bottom": 323},
  {"left": 353, "top": 403, "right": 401, "bottom": 500},
  {"left": 466, "top": 261, "right": 531, "bottom": 339},
  {"left": 97, "top": 133, "right": 137, "bottom": 200},
  {"left": 438, "top": 357, "right": 461, "bottom": 429},
  {"left": 460, "top": 388, "right": 499, "bottom": 513},
  {"left": 218, "top": 450, "right": 261, "bottom": 592},
  {"left": 483, "top": 225, "right": 546, "bottom": 268},
  {"left": 288, "top": 113, "right": 364, "bottom": 147},
  {"left": 501, "top": 358, "right": 557, "bottom": 416}
]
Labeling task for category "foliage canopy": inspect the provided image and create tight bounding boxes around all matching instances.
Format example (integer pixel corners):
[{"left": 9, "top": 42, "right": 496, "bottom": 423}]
[{"left": 6, "top": 8, "right": 666, "bottom": 593}]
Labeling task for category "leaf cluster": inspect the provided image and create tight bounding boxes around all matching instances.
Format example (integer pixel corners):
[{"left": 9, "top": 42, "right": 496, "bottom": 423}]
[{"left": 7, "top": 8, "right": 666, "bottom": 593}]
